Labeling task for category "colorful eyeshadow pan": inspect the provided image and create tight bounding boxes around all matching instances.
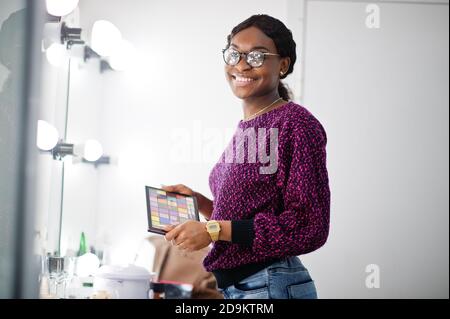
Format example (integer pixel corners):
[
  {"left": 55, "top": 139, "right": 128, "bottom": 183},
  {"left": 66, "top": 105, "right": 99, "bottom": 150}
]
[{"left": 146, "top": 186, "right": 199, "bottom": 234}]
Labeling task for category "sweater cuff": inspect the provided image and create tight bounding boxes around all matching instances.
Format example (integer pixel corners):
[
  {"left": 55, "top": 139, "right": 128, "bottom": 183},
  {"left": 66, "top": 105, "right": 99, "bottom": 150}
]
[{"left": 231, "top": 219, "right": 255, "bottom": 246}]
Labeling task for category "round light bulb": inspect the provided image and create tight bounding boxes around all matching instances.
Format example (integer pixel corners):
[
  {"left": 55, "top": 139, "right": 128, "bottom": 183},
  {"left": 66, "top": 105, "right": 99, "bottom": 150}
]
[
  {"left": 83, "top": 139, "right": 103, "bottom": 162},
  {"left": 91, "top": 20, "right": 122, "bottom": 57},
  {"left": 109, "top": 40, "right": 136, "bottom": 71},
  {"left": 46, "top": 0, "right": 79, "bottom": 17},
  {"left": 36, "top": 120, "right": 59, "bottom": 151},
  {"left": 46, "top": 43, "right": 67, "bottom": 67}
]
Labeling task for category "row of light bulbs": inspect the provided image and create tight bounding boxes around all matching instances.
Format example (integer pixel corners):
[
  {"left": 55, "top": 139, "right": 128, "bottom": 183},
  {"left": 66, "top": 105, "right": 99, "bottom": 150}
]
[
  {"left": 45, "top": 0, "right": 136, "bottom": 71},
  {"left": 40, "top": 1, "right": 119, "bottom": 162},
  {"left": 37, "top": 120, "right": 103, "bottom": 162}
]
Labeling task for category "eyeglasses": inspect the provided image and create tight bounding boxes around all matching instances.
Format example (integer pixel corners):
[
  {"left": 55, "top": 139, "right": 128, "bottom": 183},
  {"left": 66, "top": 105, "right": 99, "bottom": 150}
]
[{"left": 222, "top": 47, "right": 279, "bottom": 68}]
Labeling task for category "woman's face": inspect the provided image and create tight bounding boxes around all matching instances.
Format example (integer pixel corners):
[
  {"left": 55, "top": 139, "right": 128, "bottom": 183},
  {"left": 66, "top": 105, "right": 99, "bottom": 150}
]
[{"left": 224, "top": 26, "right": 290, "bottom": 100}]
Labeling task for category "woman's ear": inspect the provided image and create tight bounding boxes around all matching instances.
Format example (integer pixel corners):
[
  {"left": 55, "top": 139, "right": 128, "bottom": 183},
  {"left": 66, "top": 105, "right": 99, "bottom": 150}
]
[{"left": 280, "top": 57, "right": 291, "bottom": 74}]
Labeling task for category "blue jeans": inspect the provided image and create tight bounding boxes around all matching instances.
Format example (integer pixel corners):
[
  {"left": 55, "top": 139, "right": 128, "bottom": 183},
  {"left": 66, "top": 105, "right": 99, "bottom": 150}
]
[{"left": 218, "top": 256, "right": 318, "bottom": 299}]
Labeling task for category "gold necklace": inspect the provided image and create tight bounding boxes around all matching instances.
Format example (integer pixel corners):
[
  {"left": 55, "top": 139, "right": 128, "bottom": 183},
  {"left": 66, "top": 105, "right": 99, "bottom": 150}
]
[{"left": 243, "top": 97, "right": 284, "bottom": 122}]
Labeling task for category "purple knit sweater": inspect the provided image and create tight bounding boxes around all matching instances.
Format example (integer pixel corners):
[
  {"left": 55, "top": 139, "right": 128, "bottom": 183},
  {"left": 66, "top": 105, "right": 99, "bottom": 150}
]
[{"left": 203, "top": 101, "right": 330, "bottom": 272}]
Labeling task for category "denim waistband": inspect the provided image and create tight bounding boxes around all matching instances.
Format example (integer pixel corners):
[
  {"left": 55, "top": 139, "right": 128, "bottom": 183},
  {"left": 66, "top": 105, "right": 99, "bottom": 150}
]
[{"left": 212, "top": 258, "right": 282, "bottom": 289}]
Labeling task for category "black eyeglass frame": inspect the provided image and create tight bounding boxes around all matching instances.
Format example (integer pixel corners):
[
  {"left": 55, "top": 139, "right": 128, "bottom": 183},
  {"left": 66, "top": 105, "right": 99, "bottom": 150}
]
[{"left": 222, "top": 47, "right": 280, "bottom": 68}]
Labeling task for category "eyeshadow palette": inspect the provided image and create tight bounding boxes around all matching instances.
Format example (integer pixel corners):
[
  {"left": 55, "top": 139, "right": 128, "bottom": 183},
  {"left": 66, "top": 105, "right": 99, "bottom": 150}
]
[{"left": 145, "top": 186, "right": 199, "bottom": 235}]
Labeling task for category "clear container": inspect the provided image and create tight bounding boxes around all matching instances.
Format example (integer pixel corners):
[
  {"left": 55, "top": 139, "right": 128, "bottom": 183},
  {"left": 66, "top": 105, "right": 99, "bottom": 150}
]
[{"left": 40, "top": 255, "right": 69, "bottom": 298}]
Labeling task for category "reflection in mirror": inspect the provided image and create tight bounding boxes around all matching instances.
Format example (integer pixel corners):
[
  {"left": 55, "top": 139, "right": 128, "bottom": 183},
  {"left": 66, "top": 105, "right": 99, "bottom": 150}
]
[
  {"left": 34, "top": 2, "right": 88, "bottom": 299},
  {"left": 36, "top": 21, "right": 76, "bottom": 259}
]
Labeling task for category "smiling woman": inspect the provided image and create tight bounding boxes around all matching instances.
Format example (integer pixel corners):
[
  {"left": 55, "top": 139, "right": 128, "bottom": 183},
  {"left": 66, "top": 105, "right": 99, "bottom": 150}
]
[
  {"left": 223, "top": 22, "right": 295, "bottom": 119},
  {"left": 164, "top": 14, "right": 330, "bottom": 300}
]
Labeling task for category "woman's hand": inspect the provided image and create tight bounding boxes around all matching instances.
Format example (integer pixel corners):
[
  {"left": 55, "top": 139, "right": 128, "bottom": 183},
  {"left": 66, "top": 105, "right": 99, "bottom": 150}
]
[
  {"left": 164, "top": 220, "right": 212, "bottom": 252},
  {"left": 161, "top": 184, "right": 213, "bottom": 220}
]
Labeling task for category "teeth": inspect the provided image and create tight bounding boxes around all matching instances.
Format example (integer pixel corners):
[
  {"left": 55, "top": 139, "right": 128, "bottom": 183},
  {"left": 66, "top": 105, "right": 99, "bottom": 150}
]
[{"left": 234, "top": 76, "right": 254, "bottom": 82}]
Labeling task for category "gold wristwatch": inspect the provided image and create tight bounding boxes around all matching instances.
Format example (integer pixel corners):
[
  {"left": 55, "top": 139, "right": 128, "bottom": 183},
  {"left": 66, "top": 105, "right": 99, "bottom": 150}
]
[{"left": 206, "top": 220, "right": 221, "bottom": 242}]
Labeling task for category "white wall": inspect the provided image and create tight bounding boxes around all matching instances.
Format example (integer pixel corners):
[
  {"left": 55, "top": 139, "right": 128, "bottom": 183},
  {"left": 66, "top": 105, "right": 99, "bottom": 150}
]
[
  {"left": 59, "top": 0, "right": 449, "bottom": 298},
  {"left": 301, "top": 0, "right": 449, "bottom": 298}
]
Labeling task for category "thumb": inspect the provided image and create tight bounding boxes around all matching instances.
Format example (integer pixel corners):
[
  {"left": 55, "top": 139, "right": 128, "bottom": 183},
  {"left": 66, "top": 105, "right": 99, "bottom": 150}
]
[
  {"left": 163, "top": 224, "right": 176, "bottom": 232},
  {"left": 160, "top": 184, "right": 171, "bottom": 191}
]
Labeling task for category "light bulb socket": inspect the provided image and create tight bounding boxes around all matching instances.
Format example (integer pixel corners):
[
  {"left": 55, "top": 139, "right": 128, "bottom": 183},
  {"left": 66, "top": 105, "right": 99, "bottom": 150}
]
[
  {"left": 82, "top": 155, "right": 111, "bottom": 168},
  {"left": 84, "top": 45, "right": 100, "bottom": 62},
  {"left": 83, "top": 46, "right": 117, "bottom": 74},
  {"left": 52, "top": 141, "right": 74, "bottom": 160},
  {"left": 100, "top": 59, "right": 113, "bottom": 73},
  {"left": 61, "top": 22, "right": 84, "bottom": 49}
]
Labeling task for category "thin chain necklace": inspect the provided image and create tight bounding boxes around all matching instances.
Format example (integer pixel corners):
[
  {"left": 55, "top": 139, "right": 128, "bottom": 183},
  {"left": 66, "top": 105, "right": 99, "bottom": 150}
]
[{"left": 243, "top": 97, "right": 284, "bottom": 122}]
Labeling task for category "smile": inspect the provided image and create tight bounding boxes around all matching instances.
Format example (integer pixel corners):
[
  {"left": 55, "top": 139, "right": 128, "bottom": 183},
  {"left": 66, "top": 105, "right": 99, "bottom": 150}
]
[{"left": 231, "top": 74, "right": 257, "bottom": 86}]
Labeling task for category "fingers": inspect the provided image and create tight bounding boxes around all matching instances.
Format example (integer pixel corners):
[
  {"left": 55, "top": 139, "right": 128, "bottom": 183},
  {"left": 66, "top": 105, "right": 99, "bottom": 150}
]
[
  {"left": 163, "top": 224, "right": 176, "bottom": 233},
  {"left": 161, "top": 184, "right": 182, "bottom": 191},
  {"left": 168, "top": 234, "right": 187, "bottom": 250},
  {"left": 163, "top": 221, "right": 206, "bottom": 252},
  {"left": 164, "top": 224, "right": 182, "bottom": 241},
  {"left": 164, "top": 224, "right": 189, "bottom": 251},
  {"left": 161, "top": 184, "right": 193, "bottom": 196},
  {"left": 160, "top": 184, "right": 174, "bottom": 191}
]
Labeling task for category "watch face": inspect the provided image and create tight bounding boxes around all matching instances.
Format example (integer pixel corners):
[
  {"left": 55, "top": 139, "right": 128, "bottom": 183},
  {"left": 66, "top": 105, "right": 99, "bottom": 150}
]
[{"left": 209, "top": 224, "right": 218, "bottom": 231}]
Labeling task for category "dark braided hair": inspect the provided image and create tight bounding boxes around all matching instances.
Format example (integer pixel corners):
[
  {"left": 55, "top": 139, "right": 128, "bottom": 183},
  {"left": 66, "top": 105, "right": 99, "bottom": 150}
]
[{"left": 226, "top": 14, "right": 297, "bottom": 101}]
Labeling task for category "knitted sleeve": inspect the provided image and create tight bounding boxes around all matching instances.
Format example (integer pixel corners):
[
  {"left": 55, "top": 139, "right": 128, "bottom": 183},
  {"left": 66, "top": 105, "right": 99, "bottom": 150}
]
[{"left": 251, "top": 117, "right": 331, "bottom": 258}]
